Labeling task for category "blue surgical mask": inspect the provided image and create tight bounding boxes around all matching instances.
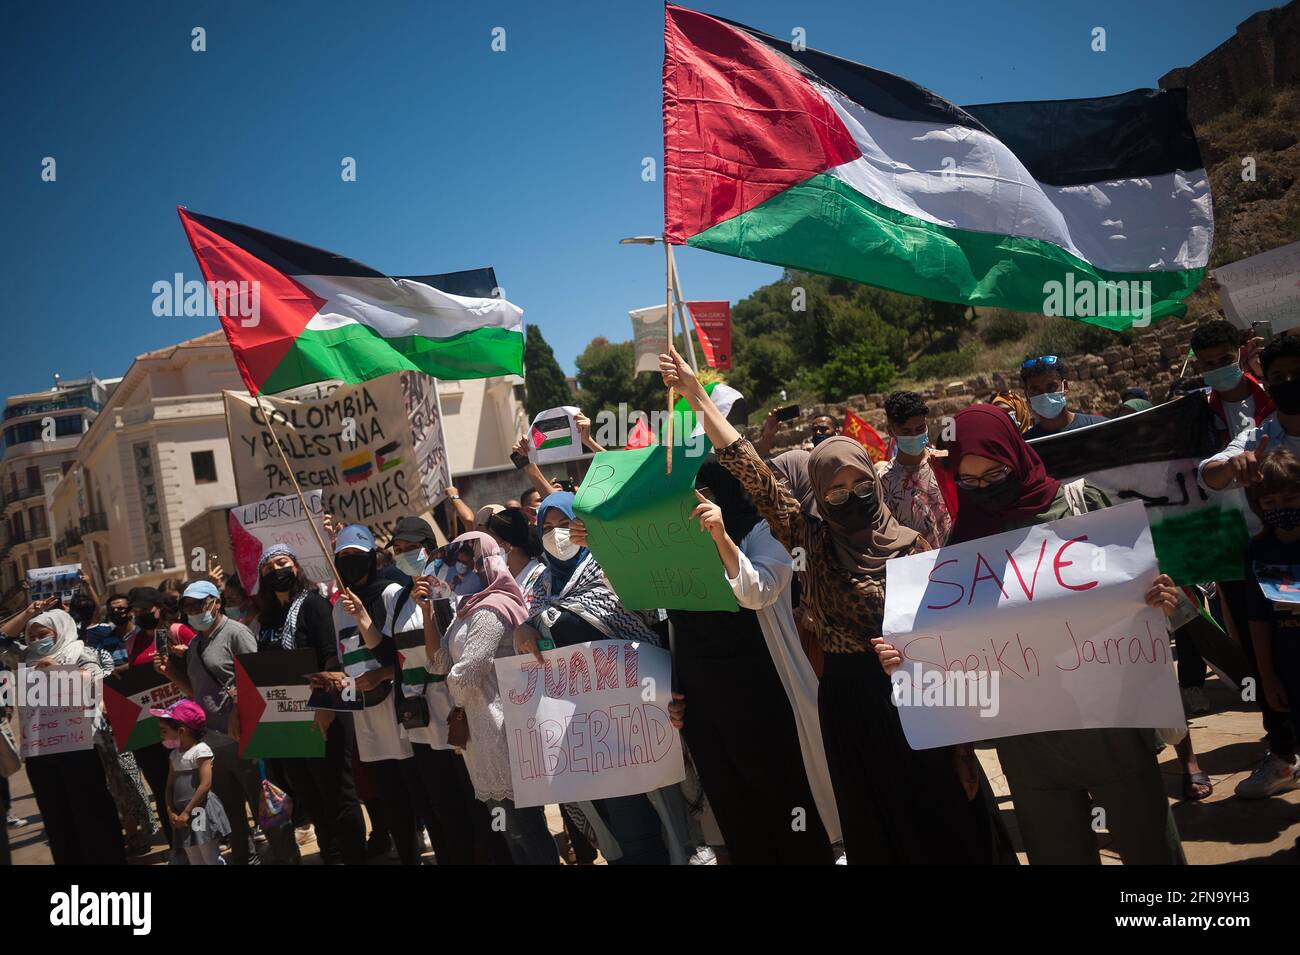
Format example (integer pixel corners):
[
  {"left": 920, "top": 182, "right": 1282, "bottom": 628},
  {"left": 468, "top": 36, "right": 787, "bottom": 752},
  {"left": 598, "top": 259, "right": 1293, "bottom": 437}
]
[
  {"left": 28, "top": 636, "right": 55, "bottom": 657},
  {"left": 895, "top": 433, "right": 929, "bottom": 456},
  {"left": 187, "top": 611, "right": 216, "bottom": 631},
  {"left": 1029, "top": 391, "right": 1068, "bottom": 420},
  {"left": 395, "top": 548, "right": 427, "bottom": 577},
  {"left": 456, "top": 561, "right": 472, "bottom": 575},
  {"left": 1203, "top": 362, "right": 1243, "bottom": 393},
  {"left": 226, "top": 607, "right": 244, "bottom": 622}
]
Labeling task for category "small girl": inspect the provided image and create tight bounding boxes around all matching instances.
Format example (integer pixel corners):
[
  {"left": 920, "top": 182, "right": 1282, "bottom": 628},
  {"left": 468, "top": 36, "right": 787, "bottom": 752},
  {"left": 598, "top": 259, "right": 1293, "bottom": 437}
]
[{"left": 151, "top": 699, "right": 231, "bottom": 865}]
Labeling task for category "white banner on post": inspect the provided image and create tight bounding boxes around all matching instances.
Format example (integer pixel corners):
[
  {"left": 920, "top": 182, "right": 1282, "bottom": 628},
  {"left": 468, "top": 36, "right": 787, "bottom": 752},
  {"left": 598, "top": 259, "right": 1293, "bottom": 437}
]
[
  {"left": 629, "top": 305, "right": 669, "bottom": 373},
  {"left": 882, "top": 502, "right": 1182, "bottom": 749},
  {"left": 494, "top": 640, "right": 684, "bottom": 808},
  {"left": 228, "top": 490, "right": 333, "bottom": 595}
]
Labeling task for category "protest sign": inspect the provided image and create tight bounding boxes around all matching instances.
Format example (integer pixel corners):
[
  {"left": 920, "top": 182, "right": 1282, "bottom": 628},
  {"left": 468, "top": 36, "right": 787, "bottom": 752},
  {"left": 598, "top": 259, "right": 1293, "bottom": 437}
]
[
  {"left": 234, "top": 650, "right": 324, "bottom": 758},
  {"left": 528, "top": 406, "right": 584, "bottom": 465},
  {"left": 1030, "top": 396, "right": 1247, "bottom": 583},
  {"left": 26, "top": 564, "right": 82, "bottom": 603},
  {"left": 1253, "top": 562, "right": 1300, "bottom": 605},
  {"left": 574, "top": 444, "right": 737, "bottom": 611},
  {"left": 17, "top": 665, "right": 96, "bottom": 758},
  {"left": 401, "top": 370, "right": 452, "bottom": 511},
  {"left": 228, "top": 490, "right": 332, "bottom": 595},
  {"left": 103, "top": 667, "right": 185, "bottom": 752},
  {"left": 630, "top": 305, "right": 670, "bottom": 373},
  {"left": 495, "top": 640, "right": 683, "bottom": 808},
  {"left": 881, "top": 502, "right": 1183, "bottom": 749},
  {"left": 225, "top": 371, "right": 446, "bottom": 542},
  {"left": 687, "top": 301, "right": 732, "bottom": 370},
  {"left": 1213, "top": 240, "right": 1300, "bottom": 334}
]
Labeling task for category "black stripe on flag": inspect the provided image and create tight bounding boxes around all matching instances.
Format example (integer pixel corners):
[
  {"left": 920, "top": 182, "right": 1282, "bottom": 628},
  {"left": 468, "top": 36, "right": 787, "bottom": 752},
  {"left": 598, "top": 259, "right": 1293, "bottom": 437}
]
[
  {"left": 1029, "top": 395, "right": 1220, "bottom": 479},
  {"left": 105, "top": 665, "right": 171, "bottom": 698},
  {"left": 235, "top": 648, "right": 317, "bottom": 686}
]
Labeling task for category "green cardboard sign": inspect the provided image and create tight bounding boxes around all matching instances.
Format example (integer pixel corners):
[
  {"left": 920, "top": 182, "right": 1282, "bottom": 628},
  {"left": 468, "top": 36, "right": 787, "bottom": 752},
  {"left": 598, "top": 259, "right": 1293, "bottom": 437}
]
[{"left": 573, "top": 443, "right": 738, "bottom": 612}]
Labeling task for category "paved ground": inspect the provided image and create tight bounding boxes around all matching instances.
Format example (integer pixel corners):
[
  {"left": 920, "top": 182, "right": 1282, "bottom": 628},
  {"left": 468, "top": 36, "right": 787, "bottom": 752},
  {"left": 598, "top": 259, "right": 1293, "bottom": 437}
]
[{"left": 7, "top": 672, "right": 1297, "bottom": 864}]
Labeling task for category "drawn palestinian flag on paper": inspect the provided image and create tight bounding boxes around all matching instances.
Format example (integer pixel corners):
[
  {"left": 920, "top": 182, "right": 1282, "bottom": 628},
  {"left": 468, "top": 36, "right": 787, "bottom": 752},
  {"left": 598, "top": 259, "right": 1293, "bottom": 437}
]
[
  {"left": 1029, "top": 396, "right": 1248, "bottom": 583},
  {"left": 375, "top": 440, "right": 401, "bottom": 472},
  {"left": 234, "top": 650, "right": 325, "bottom": 758},
  {"left": 396, "top": 629, "right": 437, "bottom": 692},
  {"left": 663, "top": 5, "right": 1211, "bottom": 328},
  {"left": 532, "top": 414, "right": 575, "bottom": 452},
  {"left": 177, "top": 208, "right": 523, "bottom": 395},
  {"left": 103, "top": 667, "right": 185, "bottom": 753}
]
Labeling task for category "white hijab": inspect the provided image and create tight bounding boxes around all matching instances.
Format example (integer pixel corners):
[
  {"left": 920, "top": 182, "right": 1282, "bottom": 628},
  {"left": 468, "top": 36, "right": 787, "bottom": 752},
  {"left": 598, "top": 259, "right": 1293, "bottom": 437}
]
[{"left": 25, "top": 609, "right": 92, "bottom": 667}]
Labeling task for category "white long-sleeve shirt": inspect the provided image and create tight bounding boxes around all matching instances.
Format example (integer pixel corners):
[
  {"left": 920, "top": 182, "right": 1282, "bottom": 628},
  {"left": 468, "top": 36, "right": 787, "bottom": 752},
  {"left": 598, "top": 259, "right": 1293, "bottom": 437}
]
[{"left": 724, "top": 520, "right": 842, "bottom": 844}]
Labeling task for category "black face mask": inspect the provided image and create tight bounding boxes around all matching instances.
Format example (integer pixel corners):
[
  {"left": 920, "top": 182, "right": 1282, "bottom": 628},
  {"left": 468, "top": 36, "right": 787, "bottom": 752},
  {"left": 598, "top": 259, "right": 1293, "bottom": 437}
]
[
  {"left": 335, "top": 552, "right": 374, "bottom": 588},
  {"left": 832, "top": 490, "right": 879, "bottom": 529},
  {"left": 135, "top": 612, "right": 158, "bottom": 630},
  {"left": 260, "top": 567, "right": 297, "bottom": 594},
  {"left": 965, "top": 474, "right": 1024, "bottom": 511},
  {"left": 109, "top": 608, "right": 130, "bottom": 625},
  {"left": 1270, "top": 378, "right": 1300, "bottom": 415},
  {"left": 811, "top": 432, "right": 833, "bottom": 446}
]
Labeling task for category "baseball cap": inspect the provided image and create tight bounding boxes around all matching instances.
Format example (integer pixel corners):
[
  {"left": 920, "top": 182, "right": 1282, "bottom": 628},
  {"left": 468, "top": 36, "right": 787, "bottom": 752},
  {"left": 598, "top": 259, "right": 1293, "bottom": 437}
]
[
  {"left": 182, "top": 580, "right": 221, "bottom": 602},
  {"left": 127, "top": 586, "right": 163, "bottom": 610},
  {"left": 391, "top": 516, "right": 436, "bottom": 545},
  {"left": 334, "top": 523, "right": 376, "bottom": 554},
  {"left": 149, "top": 698, "right": 207, "bottom": 731}
]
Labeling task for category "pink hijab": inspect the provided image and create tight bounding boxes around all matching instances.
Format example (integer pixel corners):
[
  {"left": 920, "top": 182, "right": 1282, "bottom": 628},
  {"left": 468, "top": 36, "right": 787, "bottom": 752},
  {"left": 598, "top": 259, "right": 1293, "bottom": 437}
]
[{"left": 450, "top": 531, "right": 528, "bottom": 629}]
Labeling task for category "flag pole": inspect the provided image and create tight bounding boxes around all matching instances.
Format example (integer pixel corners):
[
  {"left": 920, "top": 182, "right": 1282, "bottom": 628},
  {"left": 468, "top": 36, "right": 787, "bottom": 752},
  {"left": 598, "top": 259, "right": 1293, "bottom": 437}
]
[
  {"left": 254, "top": 393, "right": 347, "bottom": 594},
  {"left": 665, "top": 245, "right": 700, "bottom": 373},
  {"left": 665, "top": 241, "right": 674, "bottom": 475}
]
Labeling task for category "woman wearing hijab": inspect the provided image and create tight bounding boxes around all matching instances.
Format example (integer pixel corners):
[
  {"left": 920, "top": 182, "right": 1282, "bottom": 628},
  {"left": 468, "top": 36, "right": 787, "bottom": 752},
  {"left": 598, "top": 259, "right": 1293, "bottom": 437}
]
[
  {"left": 255, "top": 542, "right": 367, "bottom": 865},
  {"left": 7, "top": 609, "right": 126, "bottom": 864},
  {"left": 662, "top": 349, "right": 998, "bottom": 865},
  {"left": 486, "top": 506, "right": 551, "bottom": 614},
  {"left": 514, "top": 492, "right": 674, "bottom": 865},
  {"left": 435, "top": 531, "right": 558, "bottom": 864},
  {"left": 670, "top": 456, "right": 839, "bottom": 863},
  {"left": 874, "top": 404, "right": 1186, "bottom": 864}
]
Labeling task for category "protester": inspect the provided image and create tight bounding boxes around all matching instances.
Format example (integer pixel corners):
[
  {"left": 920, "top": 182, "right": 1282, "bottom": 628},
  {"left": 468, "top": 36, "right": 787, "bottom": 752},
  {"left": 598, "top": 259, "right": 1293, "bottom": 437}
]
[
  {"left": 1020, "top": 356, "right": 1107, "bottom": 438},
  {"left": 1191, "top": 319, "right": 1275, "bottom": 442},
  {"left": 989, "top": 389, "right": 1032, "bottom": 434},
  {"left": 485, "top": 507, "right": 550, "bottom": 613},
  {"left": 255, "top": 543, "right": 367, "bottom": 864},
  {"left": 662, "top": 349, "right": 1002, "bottom": 865},
  {"left": 874, "top": 404, "right": 1186, "bottom": 863},
  {"left": 155, "top": 699, "right": 231, "bottom": 865},
  {"left": 877, "top": 390, "right": 955, "bottom": 549},
  {"left": 670, "top": 455, "right": 838, "bottom": 863},
  {"left": 520, "top": 487, "right": 543, "bottom": 525},
  {"left": 433, "top": 531, "right": 557, "bottom": 864},
  {"left": 3, "top": 609, "right": 125, "bottom": 865},
  {"left": 809, "top": 413, "right": 839, "bottom": 447},
  {"left": 82, "top": 592, "right": 134, "bottom": 671}
]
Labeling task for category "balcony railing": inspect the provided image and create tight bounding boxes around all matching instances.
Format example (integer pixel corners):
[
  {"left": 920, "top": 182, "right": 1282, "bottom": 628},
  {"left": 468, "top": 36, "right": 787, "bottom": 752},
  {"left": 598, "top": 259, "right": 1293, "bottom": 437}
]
[
  {"left": 3, "top": 485, "right": 45, "bottom": 507},
  {"left": 80, "top": 512, "right": 109, "bottom": 534}
]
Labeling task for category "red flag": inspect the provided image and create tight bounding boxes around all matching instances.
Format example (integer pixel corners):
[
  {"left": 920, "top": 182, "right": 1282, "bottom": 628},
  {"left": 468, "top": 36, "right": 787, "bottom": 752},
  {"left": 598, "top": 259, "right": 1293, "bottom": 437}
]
[
  {"left": 625, "top": 417, "right": 654, "bottom": 449},
  {"left": 841, "top": 409, "right": 886, "bottom": 463},
  {"left": 687, "top": 301, "right": 732, "bottom": 370}
]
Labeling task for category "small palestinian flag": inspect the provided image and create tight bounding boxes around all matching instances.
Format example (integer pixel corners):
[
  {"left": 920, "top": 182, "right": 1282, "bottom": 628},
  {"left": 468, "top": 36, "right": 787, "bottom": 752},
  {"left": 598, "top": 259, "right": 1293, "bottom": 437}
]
[
  {"left": 375, "top": 440, "right": 401, "bottom": 472},
  {"left": 666, "top": 380, "right": 745, "bottom": 443},
  {"left": 103, "top": 667, "right": 185, "bottom": 753},
  {"left": 1030, "top": 396, "right": 1247, "bottom": 584},
  {"left": 841, "top": 409, "right": 886, "bottom": 463},
  {"left": 234, "top": 650, "right": 324, "bottom": 758},
  {"left": 396, "top": 629, "right": 440, "bottom": 693},
  {"left": 663, "top": 6, "right": 1211, "bottom": 328},
  {"left": 178, "top": 208, "right": 524, "bottom": 395},
  {"left": 532, "top": 414, "right": 575, "bottom": 452}
]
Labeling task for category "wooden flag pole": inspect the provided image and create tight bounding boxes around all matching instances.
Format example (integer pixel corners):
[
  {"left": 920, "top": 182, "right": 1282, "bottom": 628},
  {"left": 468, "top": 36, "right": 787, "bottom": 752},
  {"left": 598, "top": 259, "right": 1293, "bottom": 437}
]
[
  {"left": 665, "top": 244, "right": 701, "bottom": 373},
  {"left": 665, "top": 241, "right": 674, "bottom": 475},
  {"left": 254, "top": 393, "right": 348, "bottom": 594}
]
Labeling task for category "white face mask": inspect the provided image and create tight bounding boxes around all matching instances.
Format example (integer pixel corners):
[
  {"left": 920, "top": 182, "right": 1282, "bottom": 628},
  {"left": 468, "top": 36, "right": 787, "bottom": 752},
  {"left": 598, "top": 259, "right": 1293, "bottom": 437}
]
[
  {"left": 394, "top": 548, "right": 426, "bottom": 577},
  {"left": 543, "top": 526, "right": 580, "bottom": 561}
]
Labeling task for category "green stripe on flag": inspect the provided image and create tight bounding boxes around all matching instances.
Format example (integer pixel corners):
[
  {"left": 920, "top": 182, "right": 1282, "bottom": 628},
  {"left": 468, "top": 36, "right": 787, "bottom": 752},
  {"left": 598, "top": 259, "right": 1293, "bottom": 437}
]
[
  {"left": 537, "top": 434, "right": 573, "bottom": 450},
  {"left": 689, "top": 173, "right": 1203, "bottom": 329},
  {"left": 244, "top": 720, "right": 325, "bottom": 759},
  {"left": 1150, "top": 509, "right": 1250, "bottom": 584},
  {"left": 342, "top": 647, "right": 375, "bottom": 666},
  {"left": 123, "top": 716, "right": 160, "bottom": 752}
]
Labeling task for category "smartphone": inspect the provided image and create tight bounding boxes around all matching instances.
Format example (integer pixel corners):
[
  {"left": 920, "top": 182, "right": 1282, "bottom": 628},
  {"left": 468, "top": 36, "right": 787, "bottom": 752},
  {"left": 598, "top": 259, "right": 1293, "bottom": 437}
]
[
  {"left": 510, "top": 450, "right": 530, "bottom": 470},
  {"left": 774, "top": 404, "right": 801, "bottom": 422},
  {"left": 1251, "top": 320, "right": 1273, "bottom": 343},
  {"left": 154, "top": 628, "right": 169, "bottom": 656}
]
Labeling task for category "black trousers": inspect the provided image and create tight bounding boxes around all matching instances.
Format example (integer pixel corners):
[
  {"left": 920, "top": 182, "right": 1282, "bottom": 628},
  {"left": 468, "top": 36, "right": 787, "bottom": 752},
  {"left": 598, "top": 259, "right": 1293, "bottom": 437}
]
[
  {"left": 26, "top": 749, "right": 126, "bottom": 865},
  {"left": 818, "top": 652, "right": 996, "bottom": 865},
  {"left": 1223, "top": 580, "right": 1296, "bottom": 757},
  {"left": 133, "top": 741, "right": 173, "bottom": 844},
  {"left": 271, "top": 717, "right": 365, "bottom": 864},
  {"left": 680, "top": 653, "right": 834, "bottom": 864},
  {"left": 409, "top": 743, "right": 512, "bottom": 864},
  {"left": 366, "top": 757, "right": 421, "bottom": 865}
]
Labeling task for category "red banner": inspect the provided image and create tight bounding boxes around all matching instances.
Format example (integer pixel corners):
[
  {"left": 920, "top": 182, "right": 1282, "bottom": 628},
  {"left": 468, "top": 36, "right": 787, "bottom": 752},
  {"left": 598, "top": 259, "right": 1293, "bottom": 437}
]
[
  {"left": 688, "top": 301, "right": 732, "bottom": 370},
  {"left": 841, "top": 408, "right": 886, "bottom": 464}
]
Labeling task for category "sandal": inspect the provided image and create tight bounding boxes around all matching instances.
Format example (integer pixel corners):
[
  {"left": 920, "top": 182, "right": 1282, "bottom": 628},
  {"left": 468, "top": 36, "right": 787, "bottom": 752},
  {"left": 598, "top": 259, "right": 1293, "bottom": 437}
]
[{"left": 1182, "top": 771, "right": 1213, "bottom": 802}]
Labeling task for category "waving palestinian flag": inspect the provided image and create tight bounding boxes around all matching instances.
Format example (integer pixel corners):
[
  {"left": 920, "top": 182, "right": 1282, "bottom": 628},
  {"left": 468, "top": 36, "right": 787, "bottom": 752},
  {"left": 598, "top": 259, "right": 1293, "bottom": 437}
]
[
  {"left": 178, "top": 208, "right": 524, "bottom": 394},
  {"left": 234, "top": 650, "right": 324, "bottom": 758},
  {"left": 102, "top": 667, "right": 184, "bottom": 753},
  {"left": 663, "top": 5, "right": 1211, "bottom": 328}
]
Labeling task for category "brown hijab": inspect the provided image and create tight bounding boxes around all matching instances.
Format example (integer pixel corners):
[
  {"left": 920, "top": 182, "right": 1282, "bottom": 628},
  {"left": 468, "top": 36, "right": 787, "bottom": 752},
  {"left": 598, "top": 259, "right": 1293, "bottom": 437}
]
[
  {"left": 770, "top": 449, "right": 820, "bottom": 519},
  {"left": 807, "top": 436, "right": 918, "bottom": 577}
]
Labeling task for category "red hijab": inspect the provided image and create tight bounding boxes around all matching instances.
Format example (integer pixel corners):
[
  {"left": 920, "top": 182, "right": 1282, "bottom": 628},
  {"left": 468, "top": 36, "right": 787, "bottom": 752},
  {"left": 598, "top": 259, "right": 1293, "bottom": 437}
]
[{"left": 948, "top": 404, "right": 1061, "bottom": 544}]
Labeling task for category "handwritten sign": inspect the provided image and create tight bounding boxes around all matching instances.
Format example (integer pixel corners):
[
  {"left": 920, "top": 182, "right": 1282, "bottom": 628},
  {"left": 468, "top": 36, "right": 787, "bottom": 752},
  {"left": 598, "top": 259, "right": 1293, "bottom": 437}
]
[
  {"left": 573, "top": 444, "right": 737, "bottom": 611},
  {"left": 494, "top": 641, "right": 684, "bottom": 807},
  {"left": 18, "top": 666, "right": 96, "bottom": 757},
  {"left": 228, "top": 490, "right": 332, "bottom": 594},
  {"left": 881, "top": 502, "right": 1183, "bottom": 749},
  {"left": 1213, "top": 240, "right": 1300, "bottom": 333}
]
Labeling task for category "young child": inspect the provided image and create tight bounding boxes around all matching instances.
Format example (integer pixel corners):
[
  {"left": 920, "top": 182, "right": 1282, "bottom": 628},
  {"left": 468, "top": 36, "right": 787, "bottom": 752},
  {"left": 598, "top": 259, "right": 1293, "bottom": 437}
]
[{"left": 152, "top": 699, "right": 232, "bottom": 865}]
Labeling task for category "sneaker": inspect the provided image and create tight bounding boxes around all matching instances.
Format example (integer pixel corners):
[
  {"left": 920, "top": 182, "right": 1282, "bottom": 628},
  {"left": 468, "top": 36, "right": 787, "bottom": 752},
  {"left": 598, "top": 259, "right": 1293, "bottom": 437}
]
[
  {"left": 7, "top": 812, "right": 28, "bottom": 829},
  {"left": 252, "top": 826, "right": 268, "bottom": 845},
  {"left": 687, "top": 845, "right": 717, "bottom": 865},
  {"left": 1234, "top": 753, "right": 1300, "bottom": 799},
  {"left": 1181, "top": 686, "right": 1212, "bottom": 716}
]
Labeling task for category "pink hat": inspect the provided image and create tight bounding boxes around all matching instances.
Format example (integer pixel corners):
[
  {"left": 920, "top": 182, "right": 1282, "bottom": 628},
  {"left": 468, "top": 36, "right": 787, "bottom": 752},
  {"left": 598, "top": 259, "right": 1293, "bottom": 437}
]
[{"left": 149, "top": 698, "right": 207, "bottom": 732}]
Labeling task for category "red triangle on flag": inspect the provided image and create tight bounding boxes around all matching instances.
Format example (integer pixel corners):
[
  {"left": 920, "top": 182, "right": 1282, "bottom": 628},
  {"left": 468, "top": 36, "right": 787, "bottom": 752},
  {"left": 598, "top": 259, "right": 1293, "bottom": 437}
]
[
  {"left": 234, "top": 657, "right": 267, "bottom": 757},
  {"left": 102, "top": 682, "right": 142, "bottom": 753},
  {"left": 625, "top": 418, "right": 654, "bottom": 450}
]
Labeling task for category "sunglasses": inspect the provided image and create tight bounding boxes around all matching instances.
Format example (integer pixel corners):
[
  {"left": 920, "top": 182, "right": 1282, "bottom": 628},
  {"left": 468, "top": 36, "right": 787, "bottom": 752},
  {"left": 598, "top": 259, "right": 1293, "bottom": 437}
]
[
  {"left": 956, "top": 466, "right": 1012, "bottom": 490},
  {"left": 1021, "top": 355, "right": 1060, "bottom": 370},
  {"left": 825, "top": 479, "right": 875, "bottom": 507}
]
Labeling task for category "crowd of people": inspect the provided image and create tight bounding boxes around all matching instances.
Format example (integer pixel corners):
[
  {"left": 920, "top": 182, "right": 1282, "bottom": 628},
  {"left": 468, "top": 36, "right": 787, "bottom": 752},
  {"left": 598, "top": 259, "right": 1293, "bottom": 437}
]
[{"left": 2, "top": 318, "right": 1299, "bottom": 866}]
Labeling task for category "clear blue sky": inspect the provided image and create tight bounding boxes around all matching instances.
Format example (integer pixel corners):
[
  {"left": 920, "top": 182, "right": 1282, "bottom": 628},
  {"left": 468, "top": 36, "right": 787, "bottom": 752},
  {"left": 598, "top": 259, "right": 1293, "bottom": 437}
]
[{"left": 1, "top": 0, "right": 1276, "bottom": 395}]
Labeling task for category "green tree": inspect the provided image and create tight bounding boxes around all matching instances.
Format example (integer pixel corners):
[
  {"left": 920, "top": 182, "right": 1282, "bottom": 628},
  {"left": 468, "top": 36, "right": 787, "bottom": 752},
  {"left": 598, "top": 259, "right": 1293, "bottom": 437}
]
[{"left": 522, "top": 325, "right": 572, "bottom": 417}]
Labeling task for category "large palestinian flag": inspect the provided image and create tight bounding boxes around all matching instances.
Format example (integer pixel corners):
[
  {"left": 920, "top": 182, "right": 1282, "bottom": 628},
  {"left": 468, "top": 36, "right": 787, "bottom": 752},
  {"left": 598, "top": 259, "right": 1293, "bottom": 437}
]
[
  {"left": 663, "top": 5, "right": 1212, "bottom": 328},
  {"left": 102, "top": 668, "right": 185, "bottom": 753},
  {"left": 178, "top": 208, "right": 524, "bottom": 395},
  {"left": 1029, "top": 396, "right": 1248, "bottom": 583},
  {"left": 233, "top": 650, "right": 325, "bottom": 758}
]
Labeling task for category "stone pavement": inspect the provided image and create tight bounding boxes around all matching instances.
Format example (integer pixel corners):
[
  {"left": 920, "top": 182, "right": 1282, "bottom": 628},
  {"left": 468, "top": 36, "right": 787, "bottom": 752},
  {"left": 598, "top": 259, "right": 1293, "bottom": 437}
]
[{"left": 7, "top": 671, "right": 1296, "bottom": 865}]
